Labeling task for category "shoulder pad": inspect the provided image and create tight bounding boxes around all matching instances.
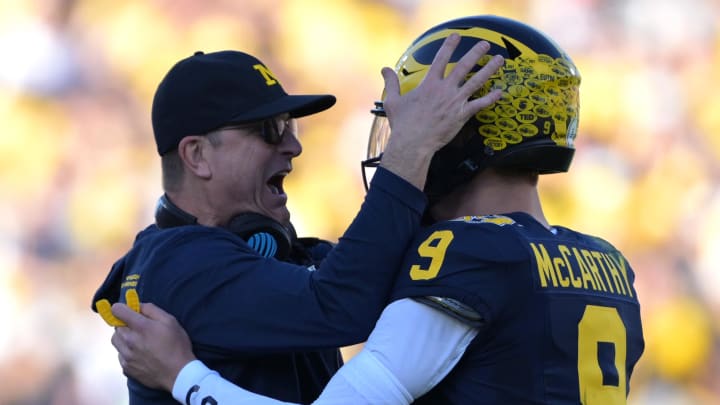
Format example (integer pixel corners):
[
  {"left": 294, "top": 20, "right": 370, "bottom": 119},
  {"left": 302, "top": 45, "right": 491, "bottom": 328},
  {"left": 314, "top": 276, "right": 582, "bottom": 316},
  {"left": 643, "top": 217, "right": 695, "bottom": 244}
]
[
  {"left": 451, "top": 215, "right": 518, "bottom": 226},
  {"left": 414, "top": 296, "right": 485, "bottom": 328}
]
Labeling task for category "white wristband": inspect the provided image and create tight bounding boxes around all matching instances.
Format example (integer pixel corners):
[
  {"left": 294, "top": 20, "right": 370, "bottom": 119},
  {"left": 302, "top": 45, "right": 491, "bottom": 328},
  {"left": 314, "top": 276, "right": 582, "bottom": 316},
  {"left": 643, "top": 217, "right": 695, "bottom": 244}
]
[{"left": 171, "top": 360, "right": 218, "bottom": 404}]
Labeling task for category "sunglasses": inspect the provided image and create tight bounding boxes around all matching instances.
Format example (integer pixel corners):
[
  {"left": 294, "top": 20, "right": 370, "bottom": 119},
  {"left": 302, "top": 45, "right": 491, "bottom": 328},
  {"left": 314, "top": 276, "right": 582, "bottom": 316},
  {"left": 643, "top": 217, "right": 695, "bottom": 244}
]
[{"left": 224, "top": 117, "right": 297, "bottom": 145}]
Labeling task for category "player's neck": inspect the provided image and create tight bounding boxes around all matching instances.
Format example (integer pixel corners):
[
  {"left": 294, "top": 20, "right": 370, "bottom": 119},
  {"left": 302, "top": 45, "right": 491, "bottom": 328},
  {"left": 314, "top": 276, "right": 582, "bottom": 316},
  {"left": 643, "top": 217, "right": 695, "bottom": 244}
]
[{"left": 429, "top": 172, "right": 550, "bottom": 229}]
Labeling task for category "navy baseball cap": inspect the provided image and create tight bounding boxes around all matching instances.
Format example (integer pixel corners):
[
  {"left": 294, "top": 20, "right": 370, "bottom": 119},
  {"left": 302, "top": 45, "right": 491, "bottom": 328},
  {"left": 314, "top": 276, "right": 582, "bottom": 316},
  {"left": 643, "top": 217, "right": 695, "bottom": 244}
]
[{"left": 151, "top": 50, "right": 336, "bottom": 155}]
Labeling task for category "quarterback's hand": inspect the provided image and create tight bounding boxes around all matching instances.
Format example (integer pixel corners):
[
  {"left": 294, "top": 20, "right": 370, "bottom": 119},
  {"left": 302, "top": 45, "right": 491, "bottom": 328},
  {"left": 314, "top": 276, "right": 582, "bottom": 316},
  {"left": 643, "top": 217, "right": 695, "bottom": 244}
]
[
  {"left": 95, "top": 289, "right": 140, "bottom": 327},
  {"left": 111, "top": 302, "right": 196, "bottom": 392}
]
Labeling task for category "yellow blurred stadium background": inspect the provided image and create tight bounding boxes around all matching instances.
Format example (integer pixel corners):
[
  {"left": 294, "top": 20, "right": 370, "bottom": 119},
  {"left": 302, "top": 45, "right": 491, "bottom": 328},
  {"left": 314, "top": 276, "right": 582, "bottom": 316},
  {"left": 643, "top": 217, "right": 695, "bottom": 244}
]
[{"left": 1, "top": 0, "right": 719, "bottom": 403}]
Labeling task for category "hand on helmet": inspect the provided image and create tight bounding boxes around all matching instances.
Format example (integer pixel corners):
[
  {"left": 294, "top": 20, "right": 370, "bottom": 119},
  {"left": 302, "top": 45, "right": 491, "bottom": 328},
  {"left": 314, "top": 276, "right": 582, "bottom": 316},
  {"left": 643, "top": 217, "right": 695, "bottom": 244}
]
[
  {"left": 378, "top": 33, "right": 504, "bottom": 190},
  {"left": 383, "top": 34, "right": 504, "bottom": 154}
]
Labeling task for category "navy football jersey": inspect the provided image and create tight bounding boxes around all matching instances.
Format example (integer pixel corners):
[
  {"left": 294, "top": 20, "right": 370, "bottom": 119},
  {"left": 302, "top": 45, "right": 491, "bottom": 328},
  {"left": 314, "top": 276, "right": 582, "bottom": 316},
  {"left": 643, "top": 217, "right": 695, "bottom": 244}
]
[{"left": 391, "top": 212, "right": 644, "bottom": 405}]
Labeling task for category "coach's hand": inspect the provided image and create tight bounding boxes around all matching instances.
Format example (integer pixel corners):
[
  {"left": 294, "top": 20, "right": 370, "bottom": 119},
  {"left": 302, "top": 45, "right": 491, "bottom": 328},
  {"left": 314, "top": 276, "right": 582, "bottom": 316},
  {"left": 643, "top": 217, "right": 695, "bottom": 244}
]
[
  {"left": 379, "top": 33, "right": 504, "bottom": 191},
  {"left": 111, "top": 302, "right": 196, "bottom": 392}
]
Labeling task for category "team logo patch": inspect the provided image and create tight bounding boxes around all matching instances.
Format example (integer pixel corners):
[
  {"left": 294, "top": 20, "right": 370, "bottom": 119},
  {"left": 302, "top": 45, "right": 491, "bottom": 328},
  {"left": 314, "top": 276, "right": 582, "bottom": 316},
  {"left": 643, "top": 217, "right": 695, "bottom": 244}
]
[
  {"left": 253, "top": 64, "right": 280, "bottom": 86},
  {"left": 455, "top": 215, "right": 517, "bottom": 226}
]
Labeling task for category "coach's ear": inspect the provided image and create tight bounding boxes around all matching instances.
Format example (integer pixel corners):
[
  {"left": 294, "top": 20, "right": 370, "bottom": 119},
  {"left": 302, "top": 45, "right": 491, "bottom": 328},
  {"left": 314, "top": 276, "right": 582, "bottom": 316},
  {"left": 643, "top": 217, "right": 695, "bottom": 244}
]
[{"left": 178, "top": 135, "right": 212, "bottom": 179}]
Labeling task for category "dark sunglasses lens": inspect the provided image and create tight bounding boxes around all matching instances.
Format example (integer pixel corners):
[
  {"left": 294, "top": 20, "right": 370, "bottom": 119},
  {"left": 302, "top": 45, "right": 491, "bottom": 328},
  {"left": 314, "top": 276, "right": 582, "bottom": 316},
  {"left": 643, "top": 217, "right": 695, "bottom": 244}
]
[{"left": 262, "top": 120, "right": 283, "bottom": 144}]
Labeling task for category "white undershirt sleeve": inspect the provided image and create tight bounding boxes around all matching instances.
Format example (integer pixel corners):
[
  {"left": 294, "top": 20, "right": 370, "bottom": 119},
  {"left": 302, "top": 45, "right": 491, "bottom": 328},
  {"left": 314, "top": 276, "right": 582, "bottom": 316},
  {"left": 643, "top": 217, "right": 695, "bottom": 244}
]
[
  {"left": 315, "top": 297, "right": 478, "bottom": 403},
  {"left": 171, "top": 298, "right": 478, "bottom": 405}
]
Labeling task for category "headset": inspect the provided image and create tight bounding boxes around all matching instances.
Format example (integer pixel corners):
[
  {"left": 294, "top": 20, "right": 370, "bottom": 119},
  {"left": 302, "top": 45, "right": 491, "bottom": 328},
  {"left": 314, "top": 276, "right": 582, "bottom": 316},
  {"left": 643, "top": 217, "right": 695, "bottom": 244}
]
[{"left": 154, "top": 194, "right": 292, "bottom": 259}]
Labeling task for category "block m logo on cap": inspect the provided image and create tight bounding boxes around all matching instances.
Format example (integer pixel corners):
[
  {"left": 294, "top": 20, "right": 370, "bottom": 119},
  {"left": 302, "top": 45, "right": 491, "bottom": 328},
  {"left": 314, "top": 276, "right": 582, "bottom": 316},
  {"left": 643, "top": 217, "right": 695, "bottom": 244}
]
[{"left": 253, "top": 64, "right": 280, "bottom": 86}]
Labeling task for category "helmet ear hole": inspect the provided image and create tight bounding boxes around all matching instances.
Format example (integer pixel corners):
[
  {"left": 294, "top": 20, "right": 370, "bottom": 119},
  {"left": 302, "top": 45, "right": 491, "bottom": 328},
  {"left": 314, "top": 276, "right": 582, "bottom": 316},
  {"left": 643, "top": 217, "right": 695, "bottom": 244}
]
[{"left": 424, "top": 122, "right": 486, "bottom": 204}]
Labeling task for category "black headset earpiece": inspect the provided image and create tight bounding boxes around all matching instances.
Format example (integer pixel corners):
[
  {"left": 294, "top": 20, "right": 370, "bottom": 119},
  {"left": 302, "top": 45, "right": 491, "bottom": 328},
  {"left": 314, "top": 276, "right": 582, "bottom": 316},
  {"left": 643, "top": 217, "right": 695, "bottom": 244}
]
[
  {"left": 226, "top": 213, "right": 292, "bottom": 260},
  {"left": 154, "top": 194, "right": 292, "bottom": 259},
  {"left": 155, "top": 194, "right": 198, "bottom": 228}
]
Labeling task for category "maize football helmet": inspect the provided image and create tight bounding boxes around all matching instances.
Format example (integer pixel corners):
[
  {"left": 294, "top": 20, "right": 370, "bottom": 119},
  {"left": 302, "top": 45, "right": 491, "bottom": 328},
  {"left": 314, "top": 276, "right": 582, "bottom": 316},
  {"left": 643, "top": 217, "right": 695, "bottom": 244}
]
[{"left": 361, "top": 15, "right": 581, "bottom": 203}]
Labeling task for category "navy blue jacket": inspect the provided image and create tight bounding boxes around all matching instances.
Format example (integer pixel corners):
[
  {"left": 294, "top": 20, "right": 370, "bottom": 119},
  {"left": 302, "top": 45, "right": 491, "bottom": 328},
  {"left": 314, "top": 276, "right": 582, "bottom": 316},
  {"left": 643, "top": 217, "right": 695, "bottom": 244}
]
[
  {"left": 392, "top": 213, "right": 644, "bottom": 404},
  {"left": 93, "top": 168, "right": 427, "bottom": 404}
]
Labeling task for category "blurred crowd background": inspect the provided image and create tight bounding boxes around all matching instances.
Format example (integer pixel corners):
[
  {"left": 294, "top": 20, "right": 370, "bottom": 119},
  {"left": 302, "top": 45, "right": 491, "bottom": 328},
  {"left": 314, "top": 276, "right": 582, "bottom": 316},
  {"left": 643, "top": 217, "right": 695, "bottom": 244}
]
[{"left": 1, "top": 0, "right": 719, "bottom": 403}]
